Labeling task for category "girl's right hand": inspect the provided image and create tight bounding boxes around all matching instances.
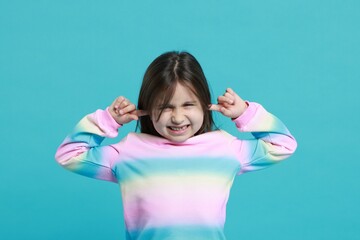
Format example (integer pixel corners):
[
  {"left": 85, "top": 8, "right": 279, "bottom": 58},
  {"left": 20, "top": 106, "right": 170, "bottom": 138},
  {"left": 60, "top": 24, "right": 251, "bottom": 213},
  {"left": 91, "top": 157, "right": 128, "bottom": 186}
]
[{"left": 109, "top": 97, "right": 147, "bottom": 125}]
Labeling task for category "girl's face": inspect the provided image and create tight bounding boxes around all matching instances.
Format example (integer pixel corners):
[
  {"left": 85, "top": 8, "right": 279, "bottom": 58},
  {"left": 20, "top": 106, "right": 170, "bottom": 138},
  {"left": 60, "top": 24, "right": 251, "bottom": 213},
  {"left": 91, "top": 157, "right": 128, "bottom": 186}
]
[{"left": 152, "top": 82, "right": 204, "bottom": 143}]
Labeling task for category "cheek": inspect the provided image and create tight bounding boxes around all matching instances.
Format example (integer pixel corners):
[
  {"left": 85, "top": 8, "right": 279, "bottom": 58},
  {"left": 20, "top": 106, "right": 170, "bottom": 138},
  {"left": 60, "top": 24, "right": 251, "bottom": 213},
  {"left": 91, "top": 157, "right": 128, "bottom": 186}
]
[
  {"left": 152, "top": 112, "right": 170, "bottom": 127},
  {"left": 199, "top": 114, "right": 205, "bottom": 125},
  {"left": 191, "top": 109, "right": 205, "bottom": 124}
]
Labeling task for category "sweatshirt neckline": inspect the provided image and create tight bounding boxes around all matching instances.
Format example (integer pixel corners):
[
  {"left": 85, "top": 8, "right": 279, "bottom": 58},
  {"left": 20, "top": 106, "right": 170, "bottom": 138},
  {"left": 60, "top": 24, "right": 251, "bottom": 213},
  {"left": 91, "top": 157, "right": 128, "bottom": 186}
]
[{"left": 132, "top": 130, "right": 223, "bottom": 146}]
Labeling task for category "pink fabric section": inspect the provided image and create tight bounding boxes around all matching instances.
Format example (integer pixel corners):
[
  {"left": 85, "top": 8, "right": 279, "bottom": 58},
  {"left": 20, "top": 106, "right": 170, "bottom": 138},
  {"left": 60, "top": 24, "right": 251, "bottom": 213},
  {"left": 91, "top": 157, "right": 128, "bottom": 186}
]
[
  {"left": 122, "top": 176, "right": 229, "bottom": 230},
  {"left": 112, "top": 131, "right": 237, "bottom": 162},
  {"left": 92, "top": 107, "right": 121, "bottom": 138},
  {"left": 232, "top": 101, "right": 258, "bottom": 130}
]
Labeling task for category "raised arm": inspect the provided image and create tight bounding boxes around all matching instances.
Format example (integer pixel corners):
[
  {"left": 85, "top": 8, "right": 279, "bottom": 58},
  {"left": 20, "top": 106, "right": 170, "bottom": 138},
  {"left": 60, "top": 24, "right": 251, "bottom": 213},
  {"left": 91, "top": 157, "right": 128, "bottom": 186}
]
[
  {"left": 231, "top": 101, "right": 297, "bottom": 174},
  {"left": 55, "top": 97, "right": 146, "bottom": 182},
  {"left": 210, "top": 88, "right": 297, "bottom": 174}
]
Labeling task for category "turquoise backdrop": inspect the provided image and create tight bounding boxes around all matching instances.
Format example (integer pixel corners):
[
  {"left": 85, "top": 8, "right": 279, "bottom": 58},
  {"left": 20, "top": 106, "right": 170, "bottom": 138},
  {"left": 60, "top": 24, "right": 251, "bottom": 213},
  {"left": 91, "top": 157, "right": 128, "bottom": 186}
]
[{"left": 1, "top": 0, "right": 359, "bottom": 239}]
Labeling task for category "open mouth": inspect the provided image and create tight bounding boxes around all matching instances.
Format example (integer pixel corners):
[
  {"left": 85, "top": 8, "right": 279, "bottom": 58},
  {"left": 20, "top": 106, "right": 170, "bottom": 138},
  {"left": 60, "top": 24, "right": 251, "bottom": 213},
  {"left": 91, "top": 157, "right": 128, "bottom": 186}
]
[{"left": 167, "top": 125, "right": 190, "bottom": 132}]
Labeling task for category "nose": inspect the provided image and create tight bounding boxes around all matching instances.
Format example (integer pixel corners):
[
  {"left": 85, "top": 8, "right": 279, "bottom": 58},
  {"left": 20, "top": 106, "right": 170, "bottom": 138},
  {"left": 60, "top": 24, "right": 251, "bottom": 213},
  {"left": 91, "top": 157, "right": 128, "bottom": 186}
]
[{"left": 171, "top": 108, "right": 185, "bottom": 125}]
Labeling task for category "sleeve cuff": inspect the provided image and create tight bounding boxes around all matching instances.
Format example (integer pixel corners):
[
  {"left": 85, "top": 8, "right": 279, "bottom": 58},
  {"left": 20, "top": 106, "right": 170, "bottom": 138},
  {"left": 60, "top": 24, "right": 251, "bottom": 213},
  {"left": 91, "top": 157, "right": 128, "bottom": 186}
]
[
  {"left": 104, "top": 107, "right": 122, "bottom": 129},
  {"left": 232, "top": 101, "right": 258, "bottom": 131}
]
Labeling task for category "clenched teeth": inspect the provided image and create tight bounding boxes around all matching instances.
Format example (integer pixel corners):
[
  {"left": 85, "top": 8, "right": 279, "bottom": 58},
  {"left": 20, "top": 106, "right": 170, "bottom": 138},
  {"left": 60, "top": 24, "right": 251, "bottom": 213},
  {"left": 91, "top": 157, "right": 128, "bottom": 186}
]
[{"left": 168, "top": 125, "right": 188, "bottom": 131}]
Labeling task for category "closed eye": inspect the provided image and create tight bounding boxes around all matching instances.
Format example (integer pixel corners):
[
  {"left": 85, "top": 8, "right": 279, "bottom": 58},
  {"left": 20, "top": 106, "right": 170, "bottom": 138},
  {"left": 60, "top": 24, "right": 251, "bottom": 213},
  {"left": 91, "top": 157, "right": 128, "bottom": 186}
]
[
  {"left": 184, "top": 103, "right": 194, "bottom": 106},
  {"left": 183, "top": 102, "right": 196, "bottom": 107},
  {"left": 159, "top": 104, "right": 174, "bottom": 110}
]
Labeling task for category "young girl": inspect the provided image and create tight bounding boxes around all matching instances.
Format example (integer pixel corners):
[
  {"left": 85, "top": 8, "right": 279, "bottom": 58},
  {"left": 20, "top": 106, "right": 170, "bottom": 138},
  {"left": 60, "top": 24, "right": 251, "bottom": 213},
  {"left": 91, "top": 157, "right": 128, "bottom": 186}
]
[{"left": 55, "top": 51, "right": 297, "bottom": 240}]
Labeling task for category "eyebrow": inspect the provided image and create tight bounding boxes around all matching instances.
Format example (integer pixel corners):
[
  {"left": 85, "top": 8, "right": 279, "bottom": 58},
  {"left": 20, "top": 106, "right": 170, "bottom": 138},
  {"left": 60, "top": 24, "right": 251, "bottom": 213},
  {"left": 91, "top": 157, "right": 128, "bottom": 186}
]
[
  {"left": 157, "top": 101, "right": 197, "bottom": 108},
  {"left": 157, "top": 103, "right": 173, "bottom": 108},
  {"left": 183, "top": 101, "right": 197, "bottom": 105}
]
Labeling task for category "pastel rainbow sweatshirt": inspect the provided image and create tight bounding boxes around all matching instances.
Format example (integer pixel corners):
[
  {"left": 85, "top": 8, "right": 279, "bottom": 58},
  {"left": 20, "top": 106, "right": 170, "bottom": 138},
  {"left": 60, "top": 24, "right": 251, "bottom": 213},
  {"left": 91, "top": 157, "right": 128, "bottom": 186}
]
[{"left": 55, "top": 102, "right": 297, "bottom": 240}]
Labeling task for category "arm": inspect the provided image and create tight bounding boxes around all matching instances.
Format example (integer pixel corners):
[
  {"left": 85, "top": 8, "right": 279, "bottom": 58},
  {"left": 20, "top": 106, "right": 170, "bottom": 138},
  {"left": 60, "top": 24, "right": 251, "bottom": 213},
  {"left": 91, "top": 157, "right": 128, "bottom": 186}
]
[
  {"left": 55, "top": 108, "right": 122, "bottom": 182},
  {"left": 55, "top": 96, "right": 146, "bottom": 182},
  {"left": 231, "top": 101, "right": 297, "bottom": 174},
  {"left": 210, "top": 88, "right": 297, "bottom": 174}
]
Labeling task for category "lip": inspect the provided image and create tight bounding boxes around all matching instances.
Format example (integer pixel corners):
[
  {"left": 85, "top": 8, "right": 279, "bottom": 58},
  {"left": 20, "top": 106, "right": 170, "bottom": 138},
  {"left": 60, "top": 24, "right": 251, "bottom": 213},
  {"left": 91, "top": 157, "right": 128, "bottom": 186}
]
[{"left": 167, "top": 125, "right": 190, "bottom": 135}]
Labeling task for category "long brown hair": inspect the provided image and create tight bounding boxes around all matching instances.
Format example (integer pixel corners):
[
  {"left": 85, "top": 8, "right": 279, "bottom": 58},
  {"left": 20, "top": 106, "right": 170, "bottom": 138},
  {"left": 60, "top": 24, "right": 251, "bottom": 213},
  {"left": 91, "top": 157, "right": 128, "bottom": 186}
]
[{"left": 137, "top": 51, "right": 215, "bottom": 137}]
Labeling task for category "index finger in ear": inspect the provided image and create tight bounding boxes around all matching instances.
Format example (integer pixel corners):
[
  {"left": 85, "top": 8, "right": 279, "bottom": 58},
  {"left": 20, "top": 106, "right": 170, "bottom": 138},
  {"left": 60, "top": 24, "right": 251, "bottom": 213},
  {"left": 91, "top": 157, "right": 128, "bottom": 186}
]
[
  {"left": 208, "top": 104, "right": 222, "bottom": 112},
  {"left": 135, "top": 110, "right": 148, "bottom": 117}
]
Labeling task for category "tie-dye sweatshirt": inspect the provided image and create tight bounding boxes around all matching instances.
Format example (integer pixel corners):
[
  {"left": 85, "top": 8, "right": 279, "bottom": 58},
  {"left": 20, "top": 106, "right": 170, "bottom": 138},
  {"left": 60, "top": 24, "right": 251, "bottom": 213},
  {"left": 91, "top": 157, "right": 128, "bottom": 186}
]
[{"left": 55, "top": 102, "right": 297, "bottom": 240}]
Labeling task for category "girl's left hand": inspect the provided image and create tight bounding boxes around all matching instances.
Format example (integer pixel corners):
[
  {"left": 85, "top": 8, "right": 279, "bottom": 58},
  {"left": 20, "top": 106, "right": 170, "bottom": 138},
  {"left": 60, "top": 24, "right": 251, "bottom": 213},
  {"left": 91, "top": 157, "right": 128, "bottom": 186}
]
[{"left": 209, "top": 88, "right": 248, "bottom": 119}]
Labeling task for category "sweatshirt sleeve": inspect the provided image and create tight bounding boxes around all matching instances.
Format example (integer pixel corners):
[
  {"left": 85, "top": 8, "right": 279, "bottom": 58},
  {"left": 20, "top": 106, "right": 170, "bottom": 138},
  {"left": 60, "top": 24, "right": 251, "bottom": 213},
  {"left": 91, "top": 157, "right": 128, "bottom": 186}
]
[
  {"left": 54, "top": 108, "right": 122, "bottom": 183},
  {"left": 231, "top": 102, "right": 297, "bottom": 175}
]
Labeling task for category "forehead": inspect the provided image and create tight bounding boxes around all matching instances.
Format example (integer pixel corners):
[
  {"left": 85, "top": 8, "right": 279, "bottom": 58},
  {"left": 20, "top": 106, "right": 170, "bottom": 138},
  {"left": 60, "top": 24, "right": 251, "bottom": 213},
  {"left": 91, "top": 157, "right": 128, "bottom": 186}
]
[{"left": 169, "top": 83, "right": 198, "bottom": 103}]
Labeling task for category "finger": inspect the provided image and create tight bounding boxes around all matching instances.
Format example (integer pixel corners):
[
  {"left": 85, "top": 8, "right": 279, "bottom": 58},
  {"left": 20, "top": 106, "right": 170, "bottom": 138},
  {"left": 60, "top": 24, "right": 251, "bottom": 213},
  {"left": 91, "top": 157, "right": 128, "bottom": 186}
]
[
  {"left": 119, "top": 103, "right": 136, "bottom": 115},
  {"left": 127, "top": 114, "right": 139, "bottom": 121},
  {"left": 127, "top": 110, "right": 149, "bottom": 120},
  {"left": 224, "top": 92, "right": 234, "bottom": 102},
  {"left": 226, "top": 88, "right": 242, "bottom": 100},
  {"left": 134, "top": 110, "right": 148, "bottom": 117},
  {"left": 110, "top": 97, "right": 124, "bottom": 116},
  {"left": 113, "top": 98, "right": 126, "bottom": 115},
  {"left": 218, "top": 96, "right": 234, "bottom": 105},
  {"left": 221, "top": 102, "right": 232, "bottom": 108},
  {"left": 226, "top": 88, "right": 235, "bottom": 95},
  {"left": 113, "top": 97, "right": 125, "bottom": 109},
  {"left": 209, "top": 104, "right": 222, "bottom": 112},
  {"left": 120, "top": 99, "right": 130, "bottom": 108},
  {"left": 118, "top": 98, "right": 132, "bottom": 115},
  {"left": 219, "top": 107, "right": 233, "bottom": 117},
  {"left": 209, "top": 104, "right": 233, "bottom": 117},
  {"left": 111, "top": 97, "right": 119, "bottom": 110}
]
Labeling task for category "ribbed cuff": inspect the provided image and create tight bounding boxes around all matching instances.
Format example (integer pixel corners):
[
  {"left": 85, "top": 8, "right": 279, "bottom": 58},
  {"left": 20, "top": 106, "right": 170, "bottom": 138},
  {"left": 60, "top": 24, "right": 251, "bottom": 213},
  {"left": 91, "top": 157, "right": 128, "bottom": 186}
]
[{"left": 232, "top": 101, "right": 258, "bottom": 131}]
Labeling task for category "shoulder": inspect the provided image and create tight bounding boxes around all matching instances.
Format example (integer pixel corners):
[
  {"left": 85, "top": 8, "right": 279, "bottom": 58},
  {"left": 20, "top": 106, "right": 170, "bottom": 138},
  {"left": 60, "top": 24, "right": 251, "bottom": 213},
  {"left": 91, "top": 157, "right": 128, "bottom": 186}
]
[{"left": 110, "top": 132, "right": 163, "bottom": 160}]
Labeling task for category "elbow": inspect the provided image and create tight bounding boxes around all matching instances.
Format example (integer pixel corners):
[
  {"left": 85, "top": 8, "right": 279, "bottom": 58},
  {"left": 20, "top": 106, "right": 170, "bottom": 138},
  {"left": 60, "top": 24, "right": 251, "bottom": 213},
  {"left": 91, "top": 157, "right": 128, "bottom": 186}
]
[
  {"left": 54, "top": 150, "right": 84, "bottom": 173},
  {"left": 276, "top": 134, "right": 298, "bottom": 158},
  {"left": 288, "top": 135, "right": 298, "bottom": 155},
  {"left": 54, "top": 146, "right": 82, "bottom": 167},
  {"left": 269, "top": 137, "right": 298, "bottom": 162},
  {"left": 54, "top": 149, "right": 71, "bottom": 167},
  {"left": 54, "top": 142, "right": 88, "bottom": 167},
  {"left": 54, "top": 140, "right": 74, "bottom": 167}
]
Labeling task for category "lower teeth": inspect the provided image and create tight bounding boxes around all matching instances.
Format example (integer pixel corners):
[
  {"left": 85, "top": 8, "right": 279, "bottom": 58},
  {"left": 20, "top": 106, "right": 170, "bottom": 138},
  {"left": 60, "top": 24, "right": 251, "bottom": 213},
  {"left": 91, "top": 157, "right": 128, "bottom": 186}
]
[{"left": 171, "top": 126, "right": 187, "bottom": 130}]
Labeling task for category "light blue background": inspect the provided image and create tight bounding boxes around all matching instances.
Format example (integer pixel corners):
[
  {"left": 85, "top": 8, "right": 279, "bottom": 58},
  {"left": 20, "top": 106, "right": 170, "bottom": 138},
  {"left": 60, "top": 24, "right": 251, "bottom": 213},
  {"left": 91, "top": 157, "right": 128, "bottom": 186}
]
[{"left": 1, "top": 0, "right": 359, "bottom": 239}]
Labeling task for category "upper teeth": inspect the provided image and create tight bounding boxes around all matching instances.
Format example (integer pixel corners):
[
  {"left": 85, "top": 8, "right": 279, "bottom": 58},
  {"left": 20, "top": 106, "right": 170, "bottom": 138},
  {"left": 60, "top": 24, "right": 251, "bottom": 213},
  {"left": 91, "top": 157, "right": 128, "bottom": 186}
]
[{"left": 170, "top": 126, "right": 187, "bottom": 130}]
